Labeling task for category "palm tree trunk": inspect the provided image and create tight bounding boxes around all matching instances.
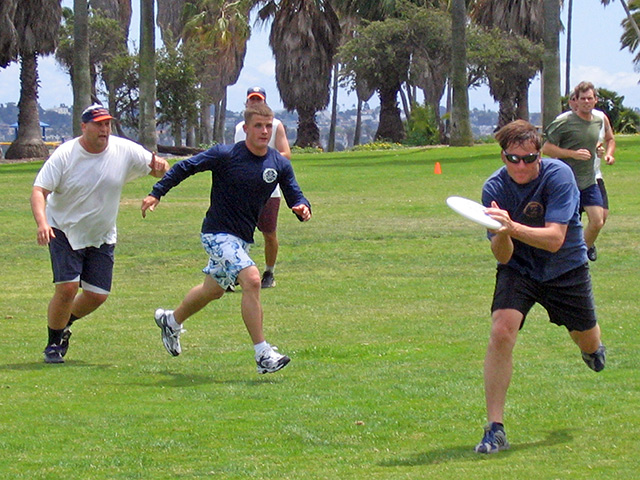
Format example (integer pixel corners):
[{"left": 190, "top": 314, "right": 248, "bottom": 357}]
[
  {"left": 565, "top": 0, "right": 573, "bottom": 96},
  {"left": 450, "top": 0, "right": 473, "bottom": 146},
  {"left": 375, "top": 84, "right": 405, "bottom": 143},
  {"left": 295, "top": 106, "right": 321, "bottom": 149},
  {"left": 542, "top": 0, "right": 562, "bottom": 128},
  {"left": 5, "top": 53, "right": 48, "bottom": 159},
  {"left": 353, "top": 98, "right": 363, "bottom": 147},
  {"left": 73, "top": 0, "right": 91, "bottom": 136},
  {"left": 139, "top": 0, "right": 157, "bottom": 150},
  {"left": 328, "top": 63, "right": 339, "bottom": 152}
]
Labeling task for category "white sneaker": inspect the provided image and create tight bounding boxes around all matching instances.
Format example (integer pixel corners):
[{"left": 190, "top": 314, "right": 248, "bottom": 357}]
[
  {"left": 255, "top": 345, "right": 290, "bottom": 374},
  {"left": 154, "top": 308, "right": 182, "bottom": 356}
]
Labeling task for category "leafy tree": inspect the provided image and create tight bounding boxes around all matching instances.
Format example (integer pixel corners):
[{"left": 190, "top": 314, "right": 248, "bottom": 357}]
[
  {"left": 404, "top": 102, "right": 439, "bottom": 146},
  {"left": 339, "top": 17, "right": 411, "bottom": 142},
  {"left": 101, "top": 52, "right": 140, "bottom": 133},
  {"left": 467, "top": 27, "right": 543, "bottom": 130},
  {"left": 596, "top": 88, "right": 640, "bottom": 134},
  {"left": 55, "top": 7, "right": 128, "bottom": 120},
  {"left": 156, "top": 44, "right": 201, "bottom": 145}
]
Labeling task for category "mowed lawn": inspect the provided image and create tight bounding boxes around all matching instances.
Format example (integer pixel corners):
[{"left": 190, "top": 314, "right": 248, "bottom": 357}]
[{"left": 0, "top": 137, "right": 638, "bottom": 479}]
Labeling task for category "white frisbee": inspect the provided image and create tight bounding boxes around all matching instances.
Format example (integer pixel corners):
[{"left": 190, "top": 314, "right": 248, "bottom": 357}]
[{"left": 446, "top": 196, "right": 502, "bottom": 229}]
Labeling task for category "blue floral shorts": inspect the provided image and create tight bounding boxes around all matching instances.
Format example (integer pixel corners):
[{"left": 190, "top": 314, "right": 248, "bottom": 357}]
[{"left": 200, "top": 233, "right": 255, "bottom": 289}]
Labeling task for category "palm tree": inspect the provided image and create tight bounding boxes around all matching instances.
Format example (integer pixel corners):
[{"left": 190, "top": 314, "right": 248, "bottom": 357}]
[
  {"left": 0, "top": 0, "right": 19, "bottom": 68},
  {"left": 5, "top": 0, "right": 62, "bottom": 160},
  {"left": 604, "top": 0, "right": 640, "bottom": 40},
  {"left": 183, "top": 0, "right": 253, "bottom": 144},
  {"left": 450, "top": 0, "right": 473, "bottom": 146},
  {"left": 139, "top": 0, "right": 157, "bottom": 150},
  {"left": 72, "top": 0, "right": 92, "bottom": 135},
  {"left": 259, "top": 0, "right": 341, "bottom": 148},
  {"left": 157, "top": 0, "right": 186, "bottom": 48}
]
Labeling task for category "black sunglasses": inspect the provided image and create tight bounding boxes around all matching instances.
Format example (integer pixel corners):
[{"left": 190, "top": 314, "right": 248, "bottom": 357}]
[{"left": 502, "top": 151, "right": 540, "bottom": 164}]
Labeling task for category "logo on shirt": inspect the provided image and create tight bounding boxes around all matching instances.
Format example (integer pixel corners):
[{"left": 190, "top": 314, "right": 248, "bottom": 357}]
[
  {"left": 263, "top": 168, "right": 278, "bottom": 184},
  {"left": 524, "top": 202, "right": 545, "bottom": 218}
]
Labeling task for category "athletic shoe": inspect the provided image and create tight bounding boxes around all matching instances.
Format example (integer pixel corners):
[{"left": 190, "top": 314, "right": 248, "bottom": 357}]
[
  {"left": 587, "top": 245, "right": 598, "bottom": 261},
  {"left": 474, "top": 422, "right": 510, "bottom": 454},
  {"left": 43, "top": 344, "right": 65, "bottom": 364},
  {"left": 256, "top": 345, "right": 290, "bottom": 374},
  {"left": 154, "top": 308, "right": 182, "bottom": 356},
  {"left": 261, "top": 271, "right": 276, "bottom": 289},
  {"left": 60, "top": 327, "right": 72, "bottom": 357},
  {"left": 582, "top": 344, "right": 606, "bottom": 372}
]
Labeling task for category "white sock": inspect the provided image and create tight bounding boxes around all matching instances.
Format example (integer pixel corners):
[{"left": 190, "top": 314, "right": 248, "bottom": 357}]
[
  {"left": 265, "top": 265, "right": 275, "bottom": 273},
  {"left": 167, "top": 311, "right": 181, "bottom": 330},
  {"left": 254, "top": 341, "right": 269, "bottom": 355}
]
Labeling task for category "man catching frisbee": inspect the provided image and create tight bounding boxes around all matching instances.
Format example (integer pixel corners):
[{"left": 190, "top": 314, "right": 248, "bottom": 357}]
[{"left": 474, "top": 120, "right": 606, "bottom": 454}]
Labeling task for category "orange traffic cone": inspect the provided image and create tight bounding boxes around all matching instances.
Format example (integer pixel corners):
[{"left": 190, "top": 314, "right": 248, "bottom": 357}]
[{"left": 434, "top": 162, "right": 442, "bottom": 174}]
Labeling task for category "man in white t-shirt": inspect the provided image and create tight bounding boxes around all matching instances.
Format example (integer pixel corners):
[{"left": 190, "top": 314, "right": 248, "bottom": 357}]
[
  {"left": 234, "top": 87, "right": 291, "bottom": 288},
  {"left": 31, "top": 104, "right": 170, "bottom": 364}
]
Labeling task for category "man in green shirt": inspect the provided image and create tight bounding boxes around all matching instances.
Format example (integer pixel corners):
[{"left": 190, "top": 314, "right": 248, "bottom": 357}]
[{"left": 542, "top": 81, "right": 614, "bottom": 261}]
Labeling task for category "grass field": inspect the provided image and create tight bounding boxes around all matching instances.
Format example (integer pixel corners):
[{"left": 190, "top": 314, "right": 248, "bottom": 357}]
[{"left": 1, "top": 137, "right": 639, "bottom": 479}]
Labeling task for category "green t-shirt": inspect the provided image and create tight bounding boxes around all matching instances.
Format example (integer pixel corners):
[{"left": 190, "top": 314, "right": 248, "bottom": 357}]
[{"left": 544, "top": 112, "right": 603, "bottom": 190}]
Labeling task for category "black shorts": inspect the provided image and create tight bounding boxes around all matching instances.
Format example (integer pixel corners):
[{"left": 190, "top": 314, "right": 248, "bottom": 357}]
[
  {"left": 48, "top": 228, "right": 115, "bottom": 294},
  {"left": 491, "top": 264, "right": 597, "bottom": 332}
]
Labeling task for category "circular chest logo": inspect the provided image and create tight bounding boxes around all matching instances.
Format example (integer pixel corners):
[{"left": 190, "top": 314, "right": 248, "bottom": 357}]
[
  {"left": 524, "top": 202, "right": 545, "bottom": 218},
  {"left": 263, "top": 168, "right": 278, "bottom": 184}
]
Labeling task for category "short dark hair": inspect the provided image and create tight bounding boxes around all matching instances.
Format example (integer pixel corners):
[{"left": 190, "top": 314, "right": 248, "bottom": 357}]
[
  {"left": 244, "top": 104, "right": 274, "bottom": 124},
  {"left": 494, "top": 120, "right": 541, "bottom": 151}
]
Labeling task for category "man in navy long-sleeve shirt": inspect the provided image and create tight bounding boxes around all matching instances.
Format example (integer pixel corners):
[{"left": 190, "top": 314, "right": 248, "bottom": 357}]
[{"left": 141, "top": 104, "right": 311, "bottom": 374}]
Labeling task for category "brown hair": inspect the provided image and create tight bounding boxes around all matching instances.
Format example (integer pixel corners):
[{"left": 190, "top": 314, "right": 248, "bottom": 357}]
[
  {"left": 494, "top": 120, "right": 541, "bottom": 151},
  {"left": 244, "top": 103, "right": 274, "bottom": 124},
  {"left": 574, "top": 81, "right": 597, "bottom": 99}
]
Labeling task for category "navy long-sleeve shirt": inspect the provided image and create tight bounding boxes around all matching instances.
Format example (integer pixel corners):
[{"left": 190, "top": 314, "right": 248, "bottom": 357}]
[{"left": 150, "top": 142, "right": 310, "bottom": 243}]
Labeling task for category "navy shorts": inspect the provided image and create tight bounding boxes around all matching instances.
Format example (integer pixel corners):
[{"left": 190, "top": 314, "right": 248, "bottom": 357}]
[
  {"left": 257, "top": 197, "right": 280, "bottom": 234},
  {"left": 491, "top": 264, "right": 597, "bottom": 332},
  {"left": 597, "top": 178, "right": 609, "bottom": 210},
  {"left": 580, "top": 183, "right": 604, "bottom": 209},
  {"left": 48, "top": 228, "right": 115, "bottom": 294}
]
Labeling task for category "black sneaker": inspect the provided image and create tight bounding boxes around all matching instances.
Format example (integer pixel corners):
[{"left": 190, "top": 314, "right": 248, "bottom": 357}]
[
  {"left": 43, "top": 344, "right": 65, "bottom": 364},
  {"left": 587, "top": 245, "right": 597, "bottom": 261},
  {"left": 474, "top": 422, "right": 510, "bottom": 454},
  {"left": 60, "top": 327, "right": 72, "bottom": 357},
  {"left": 582, "top": 344, "right": 606, "bottom": 372},
  {"left": 261, "top": 271, "right": 276, "bottom": 289}
]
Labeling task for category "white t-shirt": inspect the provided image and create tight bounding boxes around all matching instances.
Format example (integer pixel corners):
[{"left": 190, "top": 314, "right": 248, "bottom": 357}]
[
  {"left": 234, "top": 118, "right": 283, "bottom": 198},
  {"left": 592, "top": 109, "right": 606, "bottom": 180},
  {"left": 34, "top": 135, "right": 151, "bottom": 249}
]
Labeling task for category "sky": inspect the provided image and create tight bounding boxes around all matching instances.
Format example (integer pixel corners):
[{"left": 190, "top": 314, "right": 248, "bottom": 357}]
[{"left": 1, "top": 0, "right": 639, "bottom": 114}]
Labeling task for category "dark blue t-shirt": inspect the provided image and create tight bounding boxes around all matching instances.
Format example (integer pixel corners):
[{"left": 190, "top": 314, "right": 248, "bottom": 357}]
[
  {"left": 482, "top": 158, "right": 587, "bottom": 282},
  {"left": 150, "top": 142, "right": 310, "bottom": 243}
]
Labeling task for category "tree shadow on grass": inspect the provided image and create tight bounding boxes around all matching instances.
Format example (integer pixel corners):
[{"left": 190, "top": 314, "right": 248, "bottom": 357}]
[{"left": 379, "top": 429, "right": 575, "bottom": 467}]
